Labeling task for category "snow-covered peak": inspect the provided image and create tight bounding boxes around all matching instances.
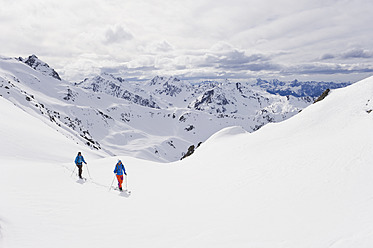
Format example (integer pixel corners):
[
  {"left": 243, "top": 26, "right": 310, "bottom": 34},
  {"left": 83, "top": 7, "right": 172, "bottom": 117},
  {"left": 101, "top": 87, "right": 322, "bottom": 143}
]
[
  {"left": 20, "top": 54, "right": 61, "bottom": 81},
  {"left": 149, "top": 75, "right": 175, "bottom": 86},
  {"left": 78, "top": 72, "right": 160, "bottom": 109},
  {"left": 146, "top": 75, "right": 188, "bottom": 98},
  {"left": 79, "top": 73, "right": 124, "bottom": 95}
]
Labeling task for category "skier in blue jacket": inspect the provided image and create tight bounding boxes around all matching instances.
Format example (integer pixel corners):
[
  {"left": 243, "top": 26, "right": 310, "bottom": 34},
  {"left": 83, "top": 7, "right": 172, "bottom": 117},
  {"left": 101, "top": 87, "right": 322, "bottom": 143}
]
[
  {"left": 75, "top": 152, "right": 87, "bottom": 179},
  {"left": 114, "top": 160, "right": 126, "bottom": 191}
]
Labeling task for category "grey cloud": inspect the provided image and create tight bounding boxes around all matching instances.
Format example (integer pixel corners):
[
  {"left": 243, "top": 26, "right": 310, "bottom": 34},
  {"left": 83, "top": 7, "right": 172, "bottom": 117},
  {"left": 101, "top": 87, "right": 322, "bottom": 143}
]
[
  {"left": 342, "top": 48, "right": 373, "bottom": 59},
  {"left": 215, "top": 60, "right": 282, "bottom": 72},
  {"left": 104, "top": 26, "right": 134, "bottom": 44},
  {"left": 282, "top": 63, "right": 373, "bottom": 76},
  {"left": 320, "top": 53, "right": 335, "bottom": 60},
  {"left": 217, "top": 50, "right": 269, "bottom": 64},
  {"left": 200, "top": 49, "right": 278, "bottom": 72},
  {"left": 148, "top": 41, "right": 174, "bottom": 53},
  {"left": 321, "top": 48, "right": 373, "bottom": 60}
]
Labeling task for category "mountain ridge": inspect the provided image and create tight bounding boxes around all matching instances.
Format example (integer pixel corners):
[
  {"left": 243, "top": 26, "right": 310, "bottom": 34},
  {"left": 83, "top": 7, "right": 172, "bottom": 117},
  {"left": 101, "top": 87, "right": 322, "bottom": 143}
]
[{"left": 0, "top": 55, "right": 353, "bottom": 162}]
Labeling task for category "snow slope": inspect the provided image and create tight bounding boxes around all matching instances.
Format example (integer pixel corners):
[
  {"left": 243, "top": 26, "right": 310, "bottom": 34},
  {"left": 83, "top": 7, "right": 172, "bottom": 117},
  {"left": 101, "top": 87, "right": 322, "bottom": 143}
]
[
  {"left": 0, "top": 76, "right": 373, "bottom": 248},
  {"left": 0, "top": 97, "right": 105, "bottom": 162}
]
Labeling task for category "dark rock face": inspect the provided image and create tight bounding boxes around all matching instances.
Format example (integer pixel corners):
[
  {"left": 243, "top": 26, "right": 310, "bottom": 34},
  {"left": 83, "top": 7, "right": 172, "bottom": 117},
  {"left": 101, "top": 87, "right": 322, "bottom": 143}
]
[
  {"left": 23, "top": 55, "right": 62, "bottom": 81},
  {"left": 314, "top": 89, "right": 331, "bottom": 104}
]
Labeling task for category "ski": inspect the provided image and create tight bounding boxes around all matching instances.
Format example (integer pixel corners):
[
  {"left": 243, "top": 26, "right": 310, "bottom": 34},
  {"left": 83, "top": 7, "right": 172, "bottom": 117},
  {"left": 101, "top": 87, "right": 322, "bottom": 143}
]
[{"left": 112, "top": 186, "right": 131, "bottom": 194}]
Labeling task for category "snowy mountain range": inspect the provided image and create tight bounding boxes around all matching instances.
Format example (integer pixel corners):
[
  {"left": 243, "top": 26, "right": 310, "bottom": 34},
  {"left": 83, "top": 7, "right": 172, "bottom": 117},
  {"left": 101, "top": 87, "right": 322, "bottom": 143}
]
[
  {"left": 0, "top": 55, "right": 351, "bottom": 162},
  {"left": 1, "top": 66, "right": 372, "bottom": 248},
  {"left": 253, "top": 78, "right": 351, "bottom": 97}
]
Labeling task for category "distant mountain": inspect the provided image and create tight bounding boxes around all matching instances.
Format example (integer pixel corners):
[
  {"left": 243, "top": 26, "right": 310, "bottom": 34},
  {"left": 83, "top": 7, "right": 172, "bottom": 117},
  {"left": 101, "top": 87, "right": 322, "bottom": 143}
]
[
  {"left": 253, "top": 78, "right": 351, "bottom": 97},
  {"left": 77, "top": 73, "right": 316, "bottom": 132},
  {"left": 0, "top": 55, "right": 352, "bottom": 162},
  {"left": 78, "top": 73, "right": 160, "bottom": 109}
]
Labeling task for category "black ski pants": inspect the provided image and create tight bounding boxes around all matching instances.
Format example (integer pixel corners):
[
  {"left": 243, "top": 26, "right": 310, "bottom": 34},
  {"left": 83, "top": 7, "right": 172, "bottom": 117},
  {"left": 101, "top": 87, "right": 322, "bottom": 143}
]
[{"left": 76, "top": 163, "right": 83, "bottom": 178}]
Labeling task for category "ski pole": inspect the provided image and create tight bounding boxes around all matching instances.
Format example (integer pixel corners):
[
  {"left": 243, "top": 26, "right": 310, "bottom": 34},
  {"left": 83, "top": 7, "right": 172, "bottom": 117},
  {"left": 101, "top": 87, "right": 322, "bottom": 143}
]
[
  {"left": 109, "top": 175, "right": 116, "bottom": 191},
  {"left": 125, "top": 174, "right": 128, "bottom": 191},
  {"left": 71, "top": 166, "right": 76, "bottom": 177},
  {"left": 86, "top": 163, "right": 92, "bottom": 179}
]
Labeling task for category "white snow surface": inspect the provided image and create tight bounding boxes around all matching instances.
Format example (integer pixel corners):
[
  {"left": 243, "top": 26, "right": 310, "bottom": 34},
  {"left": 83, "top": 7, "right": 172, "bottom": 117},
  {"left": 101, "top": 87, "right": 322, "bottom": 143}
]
[{"left": 1, "top": 76, "right": 373, "bottom": 247}]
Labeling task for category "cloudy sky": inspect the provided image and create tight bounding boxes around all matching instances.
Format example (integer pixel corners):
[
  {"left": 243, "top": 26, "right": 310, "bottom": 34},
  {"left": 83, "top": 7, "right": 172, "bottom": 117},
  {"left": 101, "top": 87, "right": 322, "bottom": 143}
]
[{"left": 1, "top": 0, "right": 373, "bottom": 82}]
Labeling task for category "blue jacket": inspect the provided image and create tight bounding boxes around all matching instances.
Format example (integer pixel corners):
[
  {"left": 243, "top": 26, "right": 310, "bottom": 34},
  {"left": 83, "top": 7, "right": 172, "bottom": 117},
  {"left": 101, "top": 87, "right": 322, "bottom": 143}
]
[
  {"left": 75, "top": 155, "right": 86, "bottom": 165},
  {"left": 114, "top": 162, "right": 126, "bottom": 175}
]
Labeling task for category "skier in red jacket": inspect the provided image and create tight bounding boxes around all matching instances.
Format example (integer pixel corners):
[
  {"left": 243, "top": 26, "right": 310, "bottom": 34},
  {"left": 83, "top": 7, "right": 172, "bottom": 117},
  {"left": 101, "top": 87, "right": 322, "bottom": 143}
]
[{"left": 113, "top": 160, "right": 126, "bottom": 191}]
